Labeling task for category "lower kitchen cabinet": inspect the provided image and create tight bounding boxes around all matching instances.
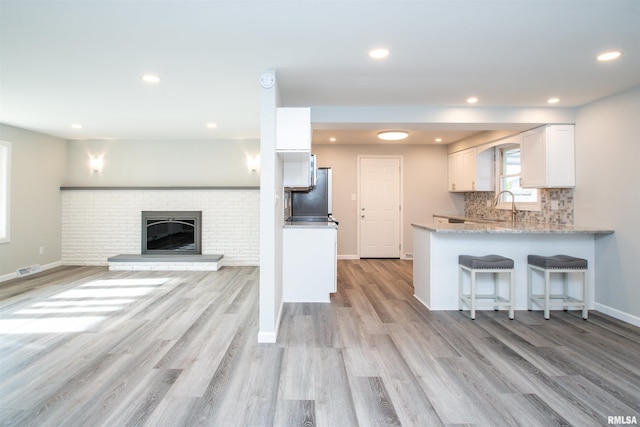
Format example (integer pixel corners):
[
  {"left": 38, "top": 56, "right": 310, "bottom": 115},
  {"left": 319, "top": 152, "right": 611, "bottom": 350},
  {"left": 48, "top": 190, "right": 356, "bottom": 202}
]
[{"left": 283, "top": 226, "right": 337, "bottom": 302}]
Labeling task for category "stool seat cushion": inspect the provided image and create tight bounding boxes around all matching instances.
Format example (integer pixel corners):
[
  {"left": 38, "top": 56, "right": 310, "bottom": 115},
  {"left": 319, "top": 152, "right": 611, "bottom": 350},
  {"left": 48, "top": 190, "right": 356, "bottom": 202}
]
[
  {"left": 528, "top": 254, "right": 587, "bottom": 269},
  {"left": 459, "top": 255, "right": 514, "bottom": 269}
]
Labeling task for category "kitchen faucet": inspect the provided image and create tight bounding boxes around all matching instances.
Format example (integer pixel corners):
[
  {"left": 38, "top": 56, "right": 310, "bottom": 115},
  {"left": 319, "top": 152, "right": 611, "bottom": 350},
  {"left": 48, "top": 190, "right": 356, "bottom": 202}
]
[{"left": 494, "top": 190, "right": 518, "bottom": 222}]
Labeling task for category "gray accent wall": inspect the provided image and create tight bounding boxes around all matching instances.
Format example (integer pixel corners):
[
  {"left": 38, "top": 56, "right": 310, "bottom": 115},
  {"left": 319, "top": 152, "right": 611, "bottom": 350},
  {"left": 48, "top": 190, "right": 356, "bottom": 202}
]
[
  {"left": 574, "top": 85, "right": 640, "bottom": 320},
  {"left": 0, "top": 124, "right": 67, "bottom": 278}
]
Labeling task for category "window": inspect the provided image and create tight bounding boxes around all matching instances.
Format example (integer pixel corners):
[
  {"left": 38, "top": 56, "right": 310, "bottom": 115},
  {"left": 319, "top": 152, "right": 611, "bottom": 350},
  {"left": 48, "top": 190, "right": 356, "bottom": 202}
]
[
  {"left": 0, "top": 140, "right": 10, "bottom": 243},
  {"left": 496, "top": 144, "right": 540, "bottom": 210}
]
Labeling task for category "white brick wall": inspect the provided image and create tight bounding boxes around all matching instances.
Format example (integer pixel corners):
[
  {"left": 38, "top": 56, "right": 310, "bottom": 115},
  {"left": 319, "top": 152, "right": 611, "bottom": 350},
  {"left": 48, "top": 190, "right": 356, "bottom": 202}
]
[{"left": 61, "top": 189, "right": 259, "bottom": 266}]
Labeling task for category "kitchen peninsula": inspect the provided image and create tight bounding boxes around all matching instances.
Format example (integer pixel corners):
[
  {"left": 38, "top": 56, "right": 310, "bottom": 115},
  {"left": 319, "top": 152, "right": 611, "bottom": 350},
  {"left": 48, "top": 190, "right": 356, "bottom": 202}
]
[{"left": 412, "top": 220, "right": 613, "bottom": 312}]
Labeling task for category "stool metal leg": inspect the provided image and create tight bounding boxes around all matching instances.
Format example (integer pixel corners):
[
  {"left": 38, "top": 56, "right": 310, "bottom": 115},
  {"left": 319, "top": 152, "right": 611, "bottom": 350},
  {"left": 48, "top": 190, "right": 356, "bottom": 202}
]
[
  {"left": 470, "top": 270, "right": 476, "bottom": 320},
  {"left": 582, "top": 270, "right": 589, "bottom": 320},
  {"left": 493, "top": 272, "right": 499, "bottom": 311},
  {"left": 563, "top": 272, "right": 569, "bottom": 311},
  {"left": 527, "top": 266, "right": 533, "bottom": 311},
  {"left": 458, "top": 266, "right": 463, "bottom": 311},
  {"left": 544, "top": 269, "right": 551, "bottom": 320},
  {"left": 509, "top": 270, "right": 515, "bottom": 320}
]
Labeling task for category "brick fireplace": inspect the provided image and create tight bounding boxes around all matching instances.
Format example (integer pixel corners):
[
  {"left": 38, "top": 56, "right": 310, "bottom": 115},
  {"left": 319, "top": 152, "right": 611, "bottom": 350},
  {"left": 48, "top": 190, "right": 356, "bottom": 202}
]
[{"left": 61, "top": 188, "right": 259, "bottom": 267}]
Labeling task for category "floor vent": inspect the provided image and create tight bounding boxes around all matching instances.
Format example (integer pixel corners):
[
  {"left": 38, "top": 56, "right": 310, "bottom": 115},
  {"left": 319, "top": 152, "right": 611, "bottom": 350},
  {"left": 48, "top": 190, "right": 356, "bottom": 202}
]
[
  {"left": 17, "top": 264, "right": 42, "bottom": 277},
  {"left": 405, "top": 253, "right": 413, "bottom": 259}
]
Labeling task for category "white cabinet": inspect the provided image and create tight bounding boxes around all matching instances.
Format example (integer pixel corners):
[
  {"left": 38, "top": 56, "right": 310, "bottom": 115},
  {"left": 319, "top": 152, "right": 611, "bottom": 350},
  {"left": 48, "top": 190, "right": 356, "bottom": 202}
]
[
  {"left": 448, "top": 147, "right": 493, "bottom": 192},
  {"left": 283, "top": 226, "right": 337, "bottom": 302},
  {"left": 283, "top": 157, "right": 311, "bottom": 188},
  {"left": 521, "top": 125, "right": 575, "bottom": 188},
  {"left": 276, "top": 107, "right": 311, "bottom": 153},
  {"left": 277, "top": 107, "right": 312, "bottom": 188}
]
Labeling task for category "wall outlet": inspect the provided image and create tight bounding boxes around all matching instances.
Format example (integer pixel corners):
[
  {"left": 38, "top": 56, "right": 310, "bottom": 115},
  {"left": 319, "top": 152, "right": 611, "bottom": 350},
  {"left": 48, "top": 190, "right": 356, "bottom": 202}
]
[
  {"left": 550, "top": 200, "right": 559, "bottom": 210},
  {"left": 486, "top": 200, "right": 492, "bottom": 207},
  {"left": 39, "top": 246, "right": 44, "bottom": 255}
]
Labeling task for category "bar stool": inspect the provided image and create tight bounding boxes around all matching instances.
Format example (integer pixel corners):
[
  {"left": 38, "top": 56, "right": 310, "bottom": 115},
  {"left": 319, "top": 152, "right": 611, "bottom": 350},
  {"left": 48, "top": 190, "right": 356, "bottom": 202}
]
[
  {"left": 458, "top": 255, "right": 515, "bottom": 320},
  {"left": 527, "top": 255, "right": 588, "bottom": 320}
]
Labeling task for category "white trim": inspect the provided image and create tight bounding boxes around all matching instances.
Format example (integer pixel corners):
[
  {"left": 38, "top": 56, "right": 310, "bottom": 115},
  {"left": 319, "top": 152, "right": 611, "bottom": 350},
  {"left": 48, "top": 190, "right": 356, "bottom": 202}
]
[
  {"left": 0, "top": 260, "right": 63, "bottom": 283},
  {"left": 593, "top": 302, "right": 640, "bottom": 328},
  {"left": 338, "top": 254, "right": 359, "bottom": 260},
  {"left": 258, "top": 299, "right": 283, "bottom": 343},
  {"left": 493, "top": 142, "right": 541, "bottom": 212},
  {"left": 356, "top": 155, "right": 404, "bottom": 259},
  {"left": 0, "top": 140, "right": 11, "bottom": 243}
]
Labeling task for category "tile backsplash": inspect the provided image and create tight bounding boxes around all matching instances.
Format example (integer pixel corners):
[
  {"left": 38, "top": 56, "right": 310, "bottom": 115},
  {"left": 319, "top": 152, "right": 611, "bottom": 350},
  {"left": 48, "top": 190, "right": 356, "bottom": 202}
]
[{"left": 464, "top": 189, "right": 574, "bottom": 224}]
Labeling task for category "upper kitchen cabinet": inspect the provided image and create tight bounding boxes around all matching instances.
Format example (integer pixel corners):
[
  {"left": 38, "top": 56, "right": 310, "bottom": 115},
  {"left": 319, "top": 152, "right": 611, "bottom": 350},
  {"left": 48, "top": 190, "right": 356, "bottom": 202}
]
[
  {"left": 276, "top": 107, "right": 311, "bottom": 157},
  {"left": 277, "top": 107, "right": 313, "bottom": 188},
  {"left": 448, "top": 147, "right": 493, "bottom": 192},
  {"left": 521, "top": 125, "right": 575, "bottom": 188}
]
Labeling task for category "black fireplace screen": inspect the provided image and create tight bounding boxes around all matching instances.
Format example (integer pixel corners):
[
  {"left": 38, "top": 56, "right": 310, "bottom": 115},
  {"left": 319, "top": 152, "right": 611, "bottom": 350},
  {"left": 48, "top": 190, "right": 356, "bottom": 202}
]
[{"left": 142, "top": 211, "right": 202, "bottom": 254}]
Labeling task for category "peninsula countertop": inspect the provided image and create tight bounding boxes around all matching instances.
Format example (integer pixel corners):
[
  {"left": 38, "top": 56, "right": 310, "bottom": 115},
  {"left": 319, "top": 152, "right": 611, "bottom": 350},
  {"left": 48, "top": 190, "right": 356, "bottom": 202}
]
[{"left": 412, "top": 221, "right": 614, "bottom": 235}]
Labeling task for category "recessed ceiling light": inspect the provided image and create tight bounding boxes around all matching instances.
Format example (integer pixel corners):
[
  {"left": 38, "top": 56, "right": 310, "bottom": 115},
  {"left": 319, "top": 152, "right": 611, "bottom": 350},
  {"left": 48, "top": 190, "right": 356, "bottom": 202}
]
[
  {"left": 369, "top": 48, "right": 389, "bottom": 59},
  {"left": 142, "top": 74, "right": 161, "bottom": 83},
  {"left": 435, "top": 138, "right": 443, "bottom": 143},
  {"left": 329, "top": 137, "right": 336, "bottom": 142},
  {"left": 71, "top": 124, "right": 83, "bottom": 129},
  {"left": 547, "top": 98, "right": 560, "bottom": 104},
  {"left": 206, "top": 123, "right": 217, "bottom": 129},
  {"left": 378, "top": 130, "right": 408, "bottom": 141},
  {"left": 597, "top": 51, "right": 621, "bottom": 61},
  {"left": 467, "top": 97, "right": 478, "bottom": 104}
]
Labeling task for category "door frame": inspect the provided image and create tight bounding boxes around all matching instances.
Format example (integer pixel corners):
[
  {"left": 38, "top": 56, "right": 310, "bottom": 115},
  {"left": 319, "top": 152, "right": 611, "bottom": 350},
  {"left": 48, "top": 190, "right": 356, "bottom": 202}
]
[{"left": 356, "top": 155, "right": 404, "bottom": 259}]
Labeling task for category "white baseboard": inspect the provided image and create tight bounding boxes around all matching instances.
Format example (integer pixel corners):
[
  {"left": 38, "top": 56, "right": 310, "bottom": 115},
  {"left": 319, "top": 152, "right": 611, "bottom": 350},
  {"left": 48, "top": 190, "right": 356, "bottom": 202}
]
[
  {"left": 0, "top": 260, "right": 63, "bottom": 283},
  {"left": 593, "top": 302, "right": 640, "bottom": 327},
  {"left": 413, "top": 293, "right": 432, "bottom": 310},
  {"left": 258, "top": 299, "right": 284, "bottom": 344}
]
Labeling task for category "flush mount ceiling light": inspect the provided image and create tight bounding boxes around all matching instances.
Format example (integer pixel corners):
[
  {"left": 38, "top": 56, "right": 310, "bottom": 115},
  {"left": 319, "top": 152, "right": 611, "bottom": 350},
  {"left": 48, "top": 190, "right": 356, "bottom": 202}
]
[
  {"left": 369, "top": 48, "right": 389, "bottom": 59},
  {"left": 206, "top": 123, "right": 217, "bottom": 129},
  {"left": 435, "top": 138, "right": 443, "bottom": 143},
  {"left": 71, "top": 123, "right": 83, "bottom": 129},
  {"left": 466, "top": 97, "right": 478, "bottom": 104},
  {"left": 377, "top": 130, "right": 408, "bottom": 141},
  {"left": 142, "top": 74, "right": 161, "bottom": 83},
  {"left": 597, "top": 50, "right": 621, "bottom": 61},
  {"left": 548, "top": 98, "right": 560, "bottom": 104}
]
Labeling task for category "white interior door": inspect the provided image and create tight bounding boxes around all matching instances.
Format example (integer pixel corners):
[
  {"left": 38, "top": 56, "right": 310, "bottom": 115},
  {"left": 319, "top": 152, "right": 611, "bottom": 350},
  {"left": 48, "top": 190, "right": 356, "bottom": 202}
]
[{"left": 359, "top": 157, "right": 401, "bottom": 258}]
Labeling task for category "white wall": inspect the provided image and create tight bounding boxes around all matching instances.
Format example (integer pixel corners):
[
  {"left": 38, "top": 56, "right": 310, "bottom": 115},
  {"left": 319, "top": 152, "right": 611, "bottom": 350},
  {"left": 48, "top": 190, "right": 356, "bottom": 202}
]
[
  {"left": 258, "top": 72, "right": 284, "bottom": 343},
  {"left": 0, "top": 124, "right": 66, "bottom": 280},
  {"left": 65, "top": 139, "right": 260, "bottom": 187},
  {"left": 312, "top": 143, "right": 463, "bottom": 258},
  {"left": 574, "top": 85, "right": 640, "bottom": 322}
]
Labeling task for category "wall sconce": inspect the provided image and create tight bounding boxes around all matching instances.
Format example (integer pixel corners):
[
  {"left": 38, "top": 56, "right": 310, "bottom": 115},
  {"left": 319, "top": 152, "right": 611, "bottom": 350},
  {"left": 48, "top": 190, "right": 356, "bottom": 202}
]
[
  {"left": 247, "top": 155, "right": 260, "bottom": 172},
  {"left": 90, "top": 156, "right": 103, "bottom": 172}
]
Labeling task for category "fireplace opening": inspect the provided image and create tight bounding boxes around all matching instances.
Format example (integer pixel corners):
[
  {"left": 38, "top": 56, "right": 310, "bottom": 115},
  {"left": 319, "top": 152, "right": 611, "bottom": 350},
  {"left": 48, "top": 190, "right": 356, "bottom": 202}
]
[{"left": 142, "top": 211, "right": 202, "bottom": 255}]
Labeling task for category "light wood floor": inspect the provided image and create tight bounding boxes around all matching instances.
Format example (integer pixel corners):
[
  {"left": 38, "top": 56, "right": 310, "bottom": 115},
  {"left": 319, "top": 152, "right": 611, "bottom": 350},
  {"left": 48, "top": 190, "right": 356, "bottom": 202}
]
[{"left": 0, "top": 260, "right": 639, "bottom": 426}]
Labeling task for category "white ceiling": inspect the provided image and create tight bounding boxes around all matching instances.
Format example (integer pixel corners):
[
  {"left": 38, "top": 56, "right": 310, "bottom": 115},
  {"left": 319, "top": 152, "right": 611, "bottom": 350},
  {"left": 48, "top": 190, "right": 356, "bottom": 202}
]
[{"left": 1, "top": 0, "right": 638, "bottom": 145}]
